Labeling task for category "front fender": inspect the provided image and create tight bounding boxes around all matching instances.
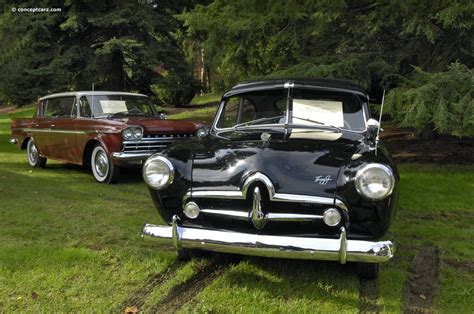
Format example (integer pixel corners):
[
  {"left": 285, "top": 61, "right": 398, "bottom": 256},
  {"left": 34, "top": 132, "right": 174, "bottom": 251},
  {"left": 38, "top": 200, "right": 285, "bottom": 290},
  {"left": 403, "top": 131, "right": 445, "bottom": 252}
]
[
  {"left": 336, "top": 143, "right": 399, "bottom": 240},
  {"left": 147, "top": 140, "right": 198, "bottom": 223}
]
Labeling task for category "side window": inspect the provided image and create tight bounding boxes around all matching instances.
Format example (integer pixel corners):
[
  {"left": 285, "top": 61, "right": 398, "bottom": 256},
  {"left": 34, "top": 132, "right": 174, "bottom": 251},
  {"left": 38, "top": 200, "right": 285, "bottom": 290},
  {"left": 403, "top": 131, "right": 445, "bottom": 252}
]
[
  {"left": 216, "top": 97, "right": 239, "bottom": 128},
  {"left": 71, "top": 98, "right": 78, "bottom": 117},
  {"left": 57, "top": 97, "right": 76, "bottom": 117},
  {"left": 79, "top": 96, "right": 92, "bottom": 118},
  {"left": 43, "top": 99, "right": 60, "bottom": 117}
]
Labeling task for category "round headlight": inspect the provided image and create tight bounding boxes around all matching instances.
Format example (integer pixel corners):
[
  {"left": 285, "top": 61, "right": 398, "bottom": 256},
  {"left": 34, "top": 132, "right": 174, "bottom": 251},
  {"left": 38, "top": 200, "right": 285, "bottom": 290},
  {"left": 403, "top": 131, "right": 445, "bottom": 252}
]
[
  {"left": 123, "top": 128, "right": 134, "bottom": 140},
  {"left": 133, "top": 127, "right": 143, "bottom": 139},
  {"left": 183, "top": 202, "right": 200, "bottom": 219},
  {"left": 123, "top": 126, "right": 144, "bottom": 140},
  {"left": 355, "top": 164, "right": 395, "bottom": 201},
  {"left": 142, "top": 155, "right": 174, "bottom": 189},
  {"left": 323, "top": 208, "right": 341, "bottom": 226}
]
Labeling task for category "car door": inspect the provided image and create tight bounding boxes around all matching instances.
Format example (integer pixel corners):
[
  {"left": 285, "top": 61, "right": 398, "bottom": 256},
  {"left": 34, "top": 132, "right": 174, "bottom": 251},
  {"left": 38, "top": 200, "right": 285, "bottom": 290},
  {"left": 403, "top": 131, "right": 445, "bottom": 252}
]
[
  {"left": 31, "top": 98, "right": 57, "bottom": 158},
  {"left": 44, "top": 96, "right": 78, "bottom": 163}
]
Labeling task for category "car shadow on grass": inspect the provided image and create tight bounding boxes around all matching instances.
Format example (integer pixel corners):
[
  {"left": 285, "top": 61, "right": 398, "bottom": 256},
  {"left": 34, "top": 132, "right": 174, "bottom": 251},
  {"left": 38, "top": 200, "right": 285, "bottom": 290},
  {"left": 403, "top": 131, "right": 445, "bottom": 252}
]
[
  {"left": 204, "top": 253, "right": 361, "bottom": 308},
  {"left": 1, "top": 160, "right": 145, "bottom": 185}
]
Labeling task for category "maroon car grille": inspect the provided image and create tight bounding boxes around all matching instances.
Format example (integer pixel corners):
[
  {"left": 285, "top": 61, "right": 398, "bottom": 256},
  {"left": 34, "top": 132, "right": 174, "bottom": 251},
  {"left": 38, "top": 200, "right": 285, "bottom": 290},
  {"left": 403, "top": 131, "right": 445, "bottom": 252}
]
[{"left": 122, "top": 133, "right": 195, "bottom": 154}]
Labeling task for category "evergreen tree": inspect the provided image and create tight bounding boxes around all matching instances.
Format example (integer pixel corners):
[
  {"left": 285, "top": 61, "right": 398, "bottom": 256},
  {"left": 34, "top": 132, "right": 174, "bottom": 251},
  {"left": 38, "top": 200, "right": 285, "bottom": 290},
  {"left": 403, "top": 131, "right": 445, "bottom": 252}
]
[
  {"left": 180, "top": 0, "right": 473, "bottom": 135},
  {"left": 0, "top": 0, "right": 197, "bottom": 106}
]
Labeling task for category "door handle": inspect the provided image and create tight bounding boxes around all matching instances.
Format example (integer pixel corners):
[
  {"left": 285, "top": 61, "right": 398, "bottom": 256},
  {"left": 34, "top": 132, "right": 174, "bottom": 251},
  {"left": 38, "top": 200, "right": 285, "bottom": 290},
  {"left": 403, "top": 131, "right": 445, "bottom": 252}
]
[
  {"left": 34, "top": 124, "right": 39, "bottom": 128},
  {"left": 50, "top": 124, "right": 55, "bottom": 128}
]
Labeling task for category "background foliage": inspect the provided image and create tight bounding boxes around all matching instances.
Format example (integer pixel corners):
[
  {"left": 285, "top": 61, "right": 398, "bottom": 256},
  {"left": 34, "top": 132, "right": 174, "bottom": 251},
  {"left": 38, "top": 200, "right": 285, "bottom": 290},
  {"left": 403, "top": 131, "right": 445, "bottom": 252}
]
[
  {"left": 0, "top": 0, "right": 197, "bottom": 106},
  {"left": 0, "top": 0, "right": 472, "bottom": 135}
]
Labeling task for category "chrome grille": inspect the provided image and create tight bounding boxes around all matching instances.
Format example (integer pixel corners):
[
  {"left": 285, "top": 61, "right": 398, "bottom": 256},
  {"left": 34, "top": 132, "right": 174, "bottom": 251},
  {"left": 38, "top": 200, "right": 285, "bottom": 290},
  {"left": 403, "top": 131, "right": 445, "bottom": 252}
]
[{"left": 122, "top": 133, "right": 195, "bottom": 154}]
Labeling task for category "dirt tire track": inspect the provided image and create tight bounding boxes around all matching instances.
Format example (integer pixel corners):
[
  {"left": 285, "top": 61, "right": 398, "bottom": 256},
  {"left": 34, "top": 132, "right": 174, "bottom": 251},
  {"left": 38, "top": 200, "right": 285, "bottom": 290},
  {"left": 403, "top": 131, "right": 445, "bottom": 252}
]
[
  {"left": 117, "top": 260, "right": 185, "bottom": 312},
  {"left": 402, "top": 245, "right": 440, "bottom": 313},
  {"left": 150, "top": 254, "right": 235, "bottom": 313},
  {"left": 359, "top": 278, "right": 381, "bottom": 313}
]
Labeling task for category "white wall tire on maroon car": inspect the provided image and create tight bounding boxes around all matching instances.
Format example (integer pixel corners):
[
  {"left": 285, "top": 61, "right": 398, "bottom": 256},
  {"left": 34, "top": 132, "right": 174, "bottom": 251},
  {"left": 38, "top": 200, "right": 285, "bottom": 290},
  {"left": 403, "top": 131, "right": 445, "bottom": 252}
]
[
  {"left": 26, "top": 138, "right": 47, "bottom": 168},
  {"left": 91, "top": 144, "right": 120, "bottom": 184}
]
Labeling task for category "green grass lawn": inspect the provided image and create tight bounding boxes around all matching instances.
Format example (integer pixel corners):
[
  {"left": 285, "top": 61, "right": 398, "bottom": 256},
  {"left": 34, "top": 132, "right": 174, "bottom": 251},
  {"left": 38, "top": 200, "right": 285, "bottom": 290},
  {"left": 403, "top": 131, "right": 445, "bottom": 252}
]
[
  {"left": 190, "top": 93, "right": 221, "bottom": 106},
  {"left": 0, "top": 108, "right": 472, "bottom": 312}
]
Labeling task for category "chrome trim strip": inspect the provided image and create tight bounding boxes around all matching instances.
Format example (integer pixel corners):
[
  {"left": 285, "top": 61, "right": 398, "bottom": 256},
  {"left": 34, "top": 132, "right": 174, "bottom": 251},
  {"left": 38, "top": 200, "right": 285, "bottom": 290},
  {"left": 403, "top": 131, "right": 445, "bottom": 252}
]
[
  {"left": 142, "top": 220, "right": 395, "bottom": 263},
  {"left": 188, "top": 172, "right": 345, "bottom": 210},
  {"left": 273, "top": 193, "right": 334, "bottom": 205},
  {"left": 123, "top": 137, "right": 193, "bottom": 144},
  {"left": 200, "top": 209, "right": 324, "bottom": 222},
  {"left": 192, "top": 190, "right": 243, "bottom": 199},
  {"left": 22, "top": 128, "right": 92, "bottom": 134},
  {"left": 112, "top": 152, "right": 151, "bottom": 161},
  {"left": 334, "top": 199, "right": 348, "bottom": 212},
  {"left": 265, "top": 213, "right": 323, "bottom": 221},
  {"left": 201, "top": 209, "right": 250, "bottom": 220}
]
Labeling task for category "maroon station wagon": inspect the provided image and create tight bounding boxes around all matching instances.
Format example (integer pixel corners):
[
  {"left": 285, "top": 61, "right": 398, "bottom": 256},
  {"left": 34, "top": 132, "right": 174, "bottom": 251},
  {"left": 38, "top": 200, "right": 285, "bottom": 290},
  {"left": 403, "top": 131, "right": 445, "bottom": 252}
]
[{"left": 10, "top": 91, "right": 203, "bottom": 183}]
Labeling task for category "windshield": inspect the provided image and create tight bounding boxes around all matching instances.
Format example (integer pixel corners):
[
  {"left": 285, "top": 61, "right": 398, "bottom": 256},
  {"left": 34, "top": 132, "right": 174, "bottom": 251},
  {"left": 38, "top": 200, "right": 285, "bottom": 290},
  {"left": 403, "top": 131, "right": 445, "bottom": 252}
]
[
  {"left": 84, "top": 95, "right": 156, "bottom": 118},
  {"left": 215, "top": 88, "right": 366, "bottom": 132}
]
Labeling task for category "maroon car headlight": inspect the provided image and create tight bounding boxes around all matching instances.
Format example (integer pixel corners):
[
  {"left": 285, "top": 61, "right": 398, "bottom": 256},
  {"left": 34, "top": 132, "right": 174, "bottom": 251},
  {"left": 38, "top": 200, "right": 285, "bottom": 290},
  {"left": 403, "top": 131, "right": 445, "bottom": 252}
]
[
  {"left": 143, "top": 155, "right": 174, "bottom": 189},
  {"left": 122, "top": 126, "right": 143, "bottom": 141},
  {"left": 355, "top": 164, "right": 395, "bottom": 201}
]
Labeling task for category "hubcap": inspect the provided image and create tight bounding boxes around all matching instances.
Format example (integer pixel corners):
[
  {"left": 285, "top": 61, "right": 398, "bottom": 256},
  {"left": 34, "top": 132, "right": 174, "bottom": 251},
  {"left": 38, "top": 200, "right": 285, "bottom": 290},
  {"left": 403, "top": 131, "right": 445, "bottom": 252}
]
[
  {"left": 28, "top": 141, "right": 38, "bottom": 164},
  {"left": 94, "top": 150, "right": 109, "bottom": 177}
]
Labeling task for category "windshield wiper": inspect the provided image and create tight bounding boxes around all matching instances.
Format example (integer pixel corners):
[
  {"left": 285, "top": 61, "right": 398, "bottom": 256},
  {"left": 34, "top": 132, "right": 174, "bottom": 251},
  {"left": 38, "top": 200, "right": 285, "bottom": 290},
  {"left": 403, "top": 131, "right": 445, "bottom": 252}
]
[
  {"left": 106, "top": 111, "right": 150, "bottom": 119},
  {"left": 233, "top": 115, "right": 284, "bottom": 128},
  {"left": 292, "top": 117, "right": 342, "bottom": 132}
]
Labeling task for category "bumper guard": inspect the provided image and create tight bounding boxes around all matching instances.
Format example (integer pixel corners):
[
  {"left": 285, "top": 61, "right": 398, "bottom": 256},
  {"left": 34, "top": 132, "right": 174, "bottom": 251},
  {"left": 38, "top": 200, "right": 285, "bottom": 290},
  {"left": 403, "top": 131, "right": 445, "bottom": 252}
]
[{"left": 142, "top": 215, "right": 394, "bottom": 264}]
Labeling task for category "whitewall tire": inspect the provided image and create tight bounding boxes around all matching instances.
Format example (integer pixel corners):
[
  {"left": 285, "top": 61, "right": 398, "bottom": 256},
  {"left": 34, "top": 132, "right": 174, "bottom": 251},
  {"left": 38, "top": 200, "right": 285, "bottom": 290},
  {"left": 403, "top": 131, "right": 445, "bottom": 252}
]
[
  {"left": 91, "top": 144, "right": 120, "bottom": 184},
  {"left": 26, "top": 138, "right": 47, "bottom": 168}
]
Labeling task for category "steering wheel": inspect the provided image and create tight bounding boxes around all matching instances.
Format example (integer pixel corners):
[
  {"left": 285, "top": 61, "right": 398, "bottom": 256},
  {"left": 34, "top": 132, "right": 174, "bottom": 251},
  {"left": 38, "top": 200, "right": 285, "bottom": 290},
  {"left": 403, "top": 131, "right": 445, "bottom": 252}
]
[{"left": 128, "top": 108, "right": 144, "bottom": 115}]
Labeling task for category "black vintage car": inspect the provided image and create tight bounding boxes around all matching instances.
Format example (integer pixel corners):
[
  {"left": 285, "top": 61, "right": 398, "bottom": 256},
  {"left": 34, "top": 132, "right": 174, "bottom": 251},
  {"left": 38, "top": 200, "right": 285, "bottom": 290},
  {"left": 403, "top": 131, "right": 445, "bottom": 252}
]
[{"left": 141, "top": 78, "right": 398, "bottom": 279}]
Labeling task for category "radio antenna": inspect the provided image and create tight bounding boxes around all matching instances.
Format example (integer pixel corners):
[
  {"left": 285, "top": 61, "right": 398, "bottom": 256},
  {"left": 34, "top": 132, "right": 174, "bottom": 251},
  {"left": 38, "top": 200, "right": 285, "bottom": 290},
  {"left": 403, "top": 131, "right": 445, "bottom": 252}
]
[{"left": 375, "top": 89, "right": 386, "bottom": 155}]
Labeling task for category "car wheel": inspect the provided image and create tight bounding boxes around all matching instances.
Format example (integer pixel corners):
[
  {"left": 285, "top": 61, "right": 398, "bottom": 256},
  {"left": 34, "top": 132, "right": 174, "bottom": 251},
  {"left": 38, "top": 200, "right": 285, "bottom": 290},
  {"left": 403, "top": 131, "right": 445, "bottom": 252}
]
[
  {"left": 91, "top": 144, "right": 120, "bottom": 184},
  {"left": 356, "top": 262, "right": 379, "bottom": 280},
  {"left": 27, "top": 138, "right": 47, "bottom": 168}
]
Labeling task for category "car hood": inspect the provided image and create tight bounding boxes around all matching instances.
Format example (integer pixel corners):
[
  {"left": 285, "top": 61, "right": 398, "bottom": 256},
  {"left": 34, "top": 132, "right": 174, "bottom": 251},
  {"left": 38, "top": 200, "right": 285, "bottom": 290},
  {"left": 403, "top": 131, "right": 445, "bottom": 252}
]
[
  {"left": 192, "top": 129, "right": 365, "bottom": 199},
  {"left": 113, "top": 116, "right": 203, "bottom": 133}
]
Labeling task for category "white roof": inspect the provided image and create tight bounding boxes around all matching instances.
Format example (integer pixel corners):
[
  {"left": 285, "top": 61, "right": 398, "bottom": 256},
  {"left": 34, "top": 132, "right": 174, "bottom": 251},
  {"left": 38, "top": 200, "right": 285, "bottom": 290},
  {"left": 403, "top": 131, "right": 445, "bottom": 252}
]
[{"left": 39, "top": 91, "right": 148, "bottom": 101}]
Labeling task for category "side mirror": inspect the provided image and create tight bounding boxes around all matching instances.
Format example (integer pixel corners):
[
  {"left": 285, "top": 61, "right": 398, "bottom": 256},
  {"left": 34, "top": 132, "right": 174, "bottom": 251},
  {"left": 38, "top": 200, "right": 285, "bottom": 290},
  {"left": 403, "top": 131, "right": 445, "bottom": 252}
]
[
  {"left": 366, "top": 118, "right": 380, "bottom": 137},
  {"left": 367, "top": 118, "right": 379, "bottom": 129}
]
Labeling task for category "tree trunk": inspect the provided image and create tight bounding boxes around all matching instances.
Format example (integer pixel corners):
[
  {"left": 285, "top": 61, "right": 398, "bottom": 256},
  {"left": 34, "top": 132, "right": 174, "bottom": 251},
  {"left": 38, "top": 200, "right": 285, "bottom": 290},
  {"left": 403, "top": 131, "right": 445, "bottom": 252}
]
[
  {"left": 200, "top": 48, "right": 205, "bottom": 96},
  {"left": 110, "top": 51, "right": 124, "bottom": 91}
]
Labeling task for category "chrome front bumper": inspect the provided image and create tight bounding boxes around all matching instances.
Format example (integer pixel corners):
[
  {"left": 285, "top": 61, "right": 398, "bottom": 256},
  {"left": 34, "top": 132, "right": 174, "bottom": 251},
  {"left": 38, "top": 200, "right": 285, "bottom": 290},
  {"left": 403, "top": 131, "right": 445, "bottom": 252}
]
[
  {"left": 142, "top": 216, "right": 394, "bottom": 264},
  {"left": 111, "top": 152, "right": 152, "bottom": 161}
]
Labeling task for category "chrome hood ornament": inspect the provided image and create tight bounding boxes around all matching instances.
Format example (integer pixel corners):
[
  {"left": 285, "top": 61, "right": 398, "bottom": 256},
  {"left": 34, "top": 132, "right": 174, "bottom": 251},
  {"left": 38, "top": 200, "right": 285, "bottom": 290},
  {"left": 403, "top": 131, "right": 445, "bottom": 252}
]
[{"left": 251, "top": 187, "right": 267, "bottom": 229}]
